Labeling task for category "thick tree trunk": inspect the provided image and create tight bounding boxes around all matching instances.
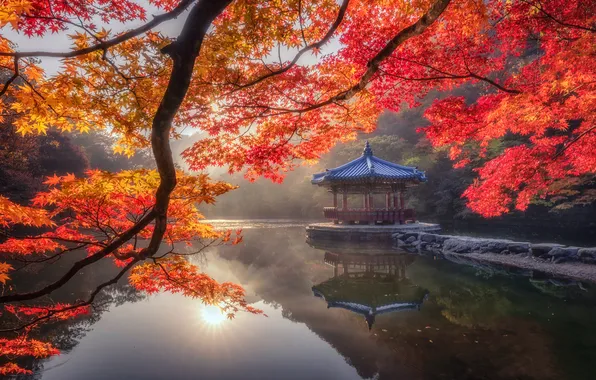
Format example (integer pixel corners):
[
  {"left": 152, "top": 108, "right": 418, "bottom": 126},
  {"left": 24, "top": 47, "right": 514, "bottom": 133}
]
[
  {"left": 0, "top": 0, "right": 233, "bottom": 304},
  {"left": 146, "top": 0, "right": 233, "bottom": 256}
]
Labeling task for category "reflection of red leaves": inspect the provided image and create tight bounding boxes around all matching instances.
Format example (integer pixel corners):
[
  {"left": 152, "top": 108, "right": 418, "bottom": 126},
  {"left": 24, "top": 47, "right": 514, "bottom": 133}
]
[
  {"left": 232, "top": 229, "right": 243, "bottom": 245},
  {"left": 5, "top": 303, "right": 90, "bottom": 321},
  {"left": 130, "top": 257, "right": 262, "bottom": 317},
  {"left": 0, "top": 338, "right": 60, "bottom": 358},
  {"left": 0, "top": 337, "right": 60, "bottom": 374},
  {"left": 0, "top": 363, "right": 32, "bottom": 376}
]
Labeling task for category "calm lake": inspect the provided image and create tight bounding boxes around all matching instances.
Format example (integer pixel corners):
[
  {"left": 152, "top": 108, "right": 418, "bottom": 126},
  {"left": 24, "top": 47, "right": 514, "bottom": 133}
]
[{"left": 24, "top": 222, "right": 596, "bottom": 380}]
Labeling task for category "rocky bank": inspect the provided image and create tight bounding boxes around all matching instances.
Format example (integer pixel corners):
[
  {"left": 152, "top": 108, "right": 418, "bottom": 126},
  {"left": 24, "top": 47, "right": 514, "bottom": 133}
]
[{"left": 394, "top": 232, "right": 596, "bottom": 282}]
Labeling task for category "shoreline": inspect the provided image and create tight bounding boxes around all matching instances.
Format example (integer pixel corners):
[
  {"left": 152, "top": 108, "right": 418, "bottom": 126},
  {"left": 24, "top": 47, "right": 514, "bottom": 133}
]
[{"left": 450, "top": 252, "right": 596, "bottom": 283}]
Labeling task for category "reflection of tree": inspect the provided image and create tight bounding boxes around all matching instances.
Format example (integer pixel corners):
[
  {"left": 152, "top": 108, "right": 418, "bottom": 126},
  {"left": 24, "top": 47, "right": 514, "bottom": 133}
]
[
  {"left": 32, "top": 284, "right": 145, "bottom": 375},
  {"left": 0, "top": 254, "right": 146, "bottom": 377},
  {"left": 406, "top": 258, "right": 596, "bottom": 380},
  {"left": 415, "top": 265, "right": 513, "bottom": 328}
]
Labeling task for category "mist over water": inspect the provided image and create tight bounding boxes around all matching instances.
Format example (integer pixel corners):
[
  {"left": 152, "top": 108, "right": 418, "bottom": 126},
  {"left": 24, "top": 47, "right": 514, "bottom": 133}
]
[
  {"left": 207, "top": 219, "right": 311, "bottom": 229},
  {"left": 27, "top": 224, "right": 596, "bottom": 380}
]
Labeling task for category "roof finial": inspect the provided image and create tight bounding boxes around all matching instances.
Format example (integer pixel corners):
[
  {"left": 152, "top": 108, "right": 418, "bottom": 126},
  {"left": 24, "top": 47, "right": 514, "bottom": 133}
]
[{"left": 363, "top": 140, "right": 373, "bottom": 157}]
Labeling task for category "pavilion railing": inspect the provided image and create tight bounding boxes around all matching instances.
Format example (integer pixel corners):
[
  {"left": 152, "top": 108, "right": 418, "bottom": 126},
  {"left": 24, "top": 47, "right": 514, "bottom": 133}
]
[{"left": 323, "top": 207, "right": 416, "bottom": 224}]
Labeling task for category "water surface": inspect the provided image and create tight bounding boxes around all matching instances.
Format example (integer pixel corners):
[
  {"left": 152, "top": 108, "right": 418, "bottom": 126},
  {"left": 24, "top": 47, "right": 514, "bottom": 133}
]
[{"left": 24, "top": 223, "right": 596, "bottom": 380}]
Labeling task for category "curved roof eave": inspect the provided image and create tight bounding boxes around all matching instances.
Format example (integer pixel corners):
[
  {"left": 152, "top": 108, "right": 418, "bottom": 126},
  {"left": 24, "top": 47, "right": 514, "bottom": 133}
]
[{"left": 311, "top": 141, "right": 427, "bottom": 185}]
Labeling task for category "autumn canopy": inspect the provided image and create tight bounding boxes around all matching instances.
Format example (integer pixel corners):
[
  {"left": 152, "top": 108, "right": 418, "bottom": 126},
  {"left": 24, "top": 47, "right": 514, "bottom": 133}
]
[{"left": 0, "top": 0, "right": 594, "bottom": 375}]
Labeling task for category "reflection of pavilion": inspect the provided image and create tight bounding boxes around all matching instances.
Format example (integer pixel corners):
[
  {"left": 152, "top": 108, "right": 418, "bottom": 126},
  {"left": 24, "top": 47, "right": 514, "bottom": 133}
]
[{"left": 313, "top": 252, "right": 428, "bottom": 329}]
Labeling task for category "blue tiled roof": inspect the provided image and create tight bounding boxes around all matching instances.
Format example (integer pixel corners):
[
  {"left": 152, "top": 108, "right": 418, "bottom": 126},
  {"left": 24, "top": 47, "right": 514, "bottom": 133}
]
[
  {"left": 312, "top": 288, "right": 428, "bottom": 311},
  {"left": 312, "top": 141, "right": 426, "bottom": 184},
  {"left": 312, "top": 287, "right": 426, "bottom": 330}
]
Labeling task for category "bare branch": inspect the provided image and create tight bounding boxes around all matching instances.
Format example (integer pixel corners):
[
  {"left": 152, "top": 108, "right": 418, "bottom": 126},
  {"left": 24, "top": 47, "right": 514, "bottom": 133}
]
[
  {"left": 521, "top": 0, "right": 596, "bottom": 33},
  {"left": 228, "top": 0, "right": 452, "bottom": 117},
  {"left": 0, "top": 210, "right": 155, "bottom": 304},
  {"left": 0, "top": 57, "right": 19, "bottom": 97},
  {"left": 388, "top": 56, "right": 521, "bottom": 93},
  {"left": 231, "top": 0, "right": 351, "bottom": 92},
  {"left": 554, "top": 125, "right": 596, "bottom": 160},
  {"left": 0, "top": 0, "right": 196, "bottom": 59},
  {"left": 0, "top": 259, "right": 139, "bottom": 333}
]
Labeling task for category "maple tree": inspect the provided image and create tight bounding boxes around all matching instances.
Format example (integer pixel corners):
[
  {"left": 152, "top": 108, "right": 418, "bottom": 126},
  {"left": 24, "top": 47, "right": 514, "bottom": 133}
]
[{"left": 0, "top": 0, "right": 594, "bottom": 374}]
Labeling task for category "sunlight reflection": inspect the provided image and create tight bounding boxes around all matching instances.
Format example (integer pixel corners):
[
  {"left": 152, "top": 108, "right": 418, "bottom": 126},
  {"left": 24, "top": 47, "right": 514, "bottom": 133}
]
[{"left": 201, "top": 305, "right": 227, "bottom": 326}]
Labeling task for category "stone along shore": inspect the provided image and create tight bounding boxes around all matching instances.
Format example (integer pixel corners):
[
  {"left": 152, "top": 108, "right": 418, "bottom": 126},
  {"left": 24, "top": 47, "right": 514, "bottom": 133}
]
[{"left": 394, "top": 232, "right": 596, "bottom": 282}]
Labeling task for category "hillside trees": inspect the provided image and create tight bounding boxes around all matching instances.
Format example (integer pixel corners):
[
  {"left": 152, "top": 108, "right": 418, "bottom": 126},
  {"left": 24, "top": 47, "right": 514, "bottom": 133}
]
[{"left": 0, "top": 117, "right": 89, "bottom": 203}]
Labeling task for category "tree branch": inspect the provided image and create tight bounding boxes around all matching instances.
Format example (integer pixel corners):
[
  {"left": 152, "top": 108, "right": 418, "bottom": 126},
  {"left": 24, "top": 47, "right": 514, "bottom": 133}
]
[
  {"left": 521, "top": 0, "right": 596, "bottom": 33},
  {"left": 230, "top": 0, "right": 351, "bottom": 92},
  {"left": 0, "top": 57, "right": 19, "bottom": 97},
  {"left": 0, "top": 259, "right": 139, "bottom": 333},
  {"left": 554, "top": 125, "right": 596, "bottom": 160},
  {"left": 144, "top": 0, "right": 233, "bottom": 258},
  {"left": 0, "top": 0, "right": 196, "bottom": 59},
  {"left": 0, "top": 210, "right": 155, "bottom": 304},
  {"left": 387, "top": 56, "right": 521, "bottom": 93},
  {"left": 228, "top": 0, "right": 452, "bottom": 116},
  {"left": 0, "top": 0, "right": 233, "bottom": 305}
]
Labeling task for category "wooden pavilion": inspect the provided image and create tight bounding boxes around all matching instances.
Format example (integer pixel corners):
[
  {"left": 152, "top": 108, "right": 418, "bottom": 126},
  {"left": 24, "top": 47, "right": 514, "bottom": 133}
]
[{"left": 312, "top": 141, "right": 426, "bottom": 225}]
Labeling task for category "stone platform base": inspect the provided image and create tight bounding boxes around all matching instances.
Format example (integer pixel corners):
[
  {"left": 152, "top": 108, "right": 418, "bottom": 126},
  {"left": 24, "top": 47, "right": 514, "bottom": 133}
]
[{"left": 306, "top": 222, "right": 441, "bottom": 244}]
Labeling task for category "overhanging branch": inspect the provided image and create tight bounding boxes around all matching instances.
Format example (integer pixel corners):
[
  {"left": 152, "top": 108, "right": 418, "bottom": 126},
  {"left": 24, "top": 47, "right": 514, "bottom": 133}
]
[
  {"left": 0, "top": 0, "right": 196, "bottom": 59},
  {"left": 230, "top": 0, "right": 351, "bottom": 92}
]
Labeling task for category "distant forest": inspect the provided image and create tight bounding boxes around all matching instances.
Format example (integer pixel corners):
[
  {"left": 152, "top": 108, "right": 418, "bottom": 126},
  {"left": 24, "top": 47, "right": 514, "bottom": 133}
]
[{"left": 2, "top": 92, "right": 595, "bottom": 244}]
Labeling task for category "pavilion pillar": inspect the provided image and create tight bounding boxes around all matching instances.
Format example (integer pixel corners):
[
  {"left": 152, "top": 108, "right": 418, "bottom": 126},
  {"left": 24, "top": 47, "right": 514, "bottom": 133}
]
[
  {"left": 333, "top": 190, "right": 338, "bottom": 208},
  {"left": 342, "top": 189, "right": 348, "bottom": 210},
  {"left": 363, "top": 192, "right": 368, "bottom": 210},
  {"left": 399, "top": 189, "right": 406, "bottom": 224},
  {"left": 400, "top": 189, "right": 405, "bottom": 210},
  {"left": 385, "top": 192, "right": 391, "bottom": 209},
  {"left": 392, "top": 189, "right": 399, "bottom": 225},
  {"left": 368, "top": 191, "right": 375, "bottom": 225}
]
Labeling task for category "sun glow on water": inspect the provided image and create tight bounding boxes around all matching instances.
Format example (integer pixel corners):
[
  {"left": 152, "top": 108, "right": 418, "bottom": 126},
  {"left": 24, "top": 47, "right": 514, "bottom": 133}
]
[{"left": 201, "top": 305, "right": 227, "bottom": 326}]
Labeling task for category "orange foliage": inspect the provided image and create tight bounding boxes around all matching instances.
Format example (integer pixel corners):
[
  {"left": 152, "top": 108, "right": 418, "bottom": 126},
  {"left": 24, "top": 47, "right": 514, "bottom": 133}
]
[
  {"left": 0, "top": 0, "right": 594, "bottom": 374},
  {"left": 0, "top": 362, "right": 32, "bottom": 376},
  {"left": 0, "top": 170, "right": 243, "bottom": 373},
  {"left": 0, "top": 337, "right": 59, "bottom": 357}
]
